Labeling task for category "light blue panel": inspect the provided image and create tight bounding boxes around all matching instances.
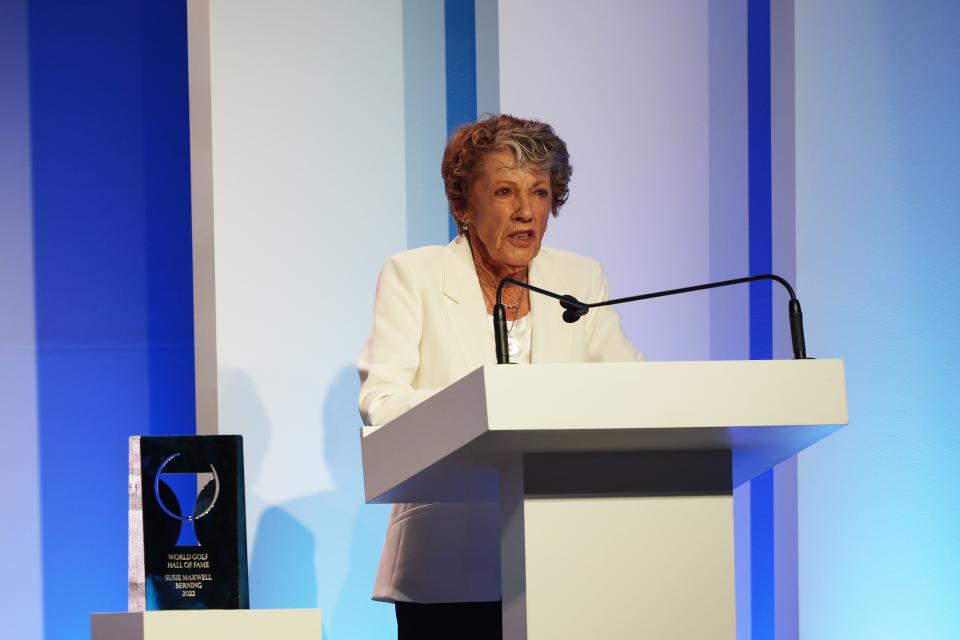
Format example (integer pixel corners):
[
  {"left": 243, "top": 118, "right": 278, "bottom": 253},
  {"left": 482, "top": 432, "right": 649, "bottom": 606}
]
[
  {"left": 474, "top": 0, "right": 500, "bottom": 117},
  {"left": 403, "top": 0, "right": 450, "bottom": 248},
  {"left": 0, "top": 0, "right": 43, "bottom": 637},
  {"left": 796, "top": 1, "right": 960, "bottom": 637}
]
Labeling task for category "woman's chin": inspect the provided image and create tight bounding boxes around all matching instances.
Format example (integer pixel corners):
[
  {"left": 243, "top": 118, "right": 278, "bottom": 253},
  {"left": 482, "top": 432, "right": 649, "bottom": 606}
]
[{"left": 498, "top": 247, "right": 540, "bottom": 271}]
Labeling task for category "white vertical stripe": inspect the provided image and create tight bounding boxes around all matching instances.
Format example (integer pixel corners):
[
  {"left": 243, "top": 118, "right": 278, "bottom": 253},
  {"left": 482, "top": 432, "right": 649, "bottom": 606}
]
[
  {"left": 189, "top": 1, "right": 406, "bottom": 633},
  {"left": 771, "top": 0, "right": 797, "bottom": 360},
  {"left": 188, "top": 0, "right": 219, "bottom": 436},
  {"left": 708, "top": 0, "right": 750, "bottom": 361},
  {"left": 196, "top": 0, "right": 407, "bottom": 501},
  {"left": 771, "top": 3, "right": 800, "bottom": 638}
]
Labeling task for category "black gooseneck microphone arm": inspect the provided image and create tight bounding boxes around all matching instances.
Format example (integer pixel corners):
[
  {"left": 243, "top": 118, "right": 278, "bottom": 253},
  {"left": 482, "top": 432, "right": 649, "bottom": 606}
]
[
  {"left": 494, "top": 279, "right": 580, "bottom": 364},
  {"left": 493, "top": 280, "right": 575, "bottom": 364},
  {"left": 494, "top": 274, "right": 808, "bottom": 364}
]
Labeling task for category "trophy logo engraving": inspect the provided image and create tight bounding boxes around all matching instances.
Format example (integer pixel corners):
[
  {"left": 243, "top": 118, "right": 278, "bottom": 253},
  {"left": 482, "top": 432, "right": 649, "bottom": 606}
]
[{"left": 153, "top": 453, "right": 220, "bottom": 547}]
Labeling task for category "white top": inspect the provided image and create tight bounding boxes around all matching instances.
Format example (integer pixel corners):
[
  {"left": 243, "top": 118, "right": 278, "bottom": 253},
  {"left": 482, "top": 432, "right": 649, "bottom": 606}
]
[{"left": 488, "top": 313, "right": 532, "bottom": 364}]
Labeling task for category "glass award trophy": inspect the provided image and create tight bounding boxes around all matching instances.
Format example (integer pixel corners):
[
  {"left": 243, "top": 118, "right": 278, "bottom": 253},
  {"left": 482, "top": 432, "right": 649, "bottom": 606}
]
[{"left": 128, "top": 435, "right": 249, "bottom": 610}]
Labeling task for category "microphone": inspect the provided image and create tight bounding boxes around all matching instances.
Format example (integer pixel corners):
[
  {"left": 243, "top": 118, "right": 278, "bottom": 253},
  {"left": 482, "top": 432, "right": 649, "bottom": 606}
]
[
  {"left": 560, "top": 294, "right": 589, "bottom": 324},
  {"left": 494, "top": 274, "right": 808, "bottom": 364}
]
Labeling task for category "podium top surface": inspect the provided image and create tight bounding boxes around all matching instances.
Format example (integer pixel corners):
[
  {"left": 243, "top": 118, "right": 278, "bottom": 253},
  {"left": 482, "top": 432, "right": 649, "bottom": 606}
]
[
  {"left": 91, "top": 609, "right": 322, "bottom": 640},
  {"left": 361, "top": 360, "right": 847, "bottom": 502}
]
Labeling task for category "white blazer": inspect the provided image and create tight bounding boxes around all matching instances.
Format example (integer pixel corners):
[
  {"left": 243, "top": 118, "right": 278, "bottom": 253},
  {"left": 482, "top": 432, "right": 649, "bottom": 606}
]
[{"left": 358, "top": 234, "right": 640, "bottom": 603}]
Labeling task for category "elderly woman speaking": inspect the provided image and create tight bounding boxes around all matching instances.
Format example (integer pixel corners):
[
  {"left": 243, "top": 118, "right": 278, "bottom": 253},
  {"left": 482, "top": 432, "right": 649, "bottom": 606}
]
[{"left": 358, "top": 114, "right": 640, "bottom": 638}]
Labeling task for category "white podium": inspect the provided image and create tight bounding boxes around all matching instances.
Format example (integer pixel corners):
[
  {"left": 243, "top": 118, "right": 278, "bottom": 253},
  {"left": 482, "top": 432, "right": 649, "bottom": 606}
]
[
  {"left": 90, "top": 609, "right": 322, "bottom": 640},
  {"left": 361, "top": 360, "right": 847, "bottom": 640}
]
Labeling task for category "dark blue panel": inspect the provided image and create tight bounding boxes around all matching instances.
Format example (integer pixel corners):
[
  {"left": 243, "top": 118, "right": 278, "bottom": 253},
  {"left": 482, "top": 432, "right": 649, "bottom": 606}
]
[
  {"left": 748, "top": 1, "right": 775, "bottom": 638},
  {"left": 29, "top": 1, "right": 195, "bottom": 637},
  {"left": 141, "top": 0, "right": 197, "bottom": 436},
  {"left": 444, "top": 0, "right": 477, "bottom": 240},
  {"left": 748, "top": 0, "right": 773, "bottom": 362},
  {"left": 750, "top": 469, "right": 775, "bottom": 640}
]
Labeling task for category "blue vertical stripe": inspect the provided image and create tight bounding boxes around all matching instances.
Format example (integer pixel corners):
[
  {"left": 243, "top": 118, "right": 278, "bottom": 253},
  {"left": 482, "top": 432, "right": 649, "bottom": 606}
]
[
  {"left": 748, "top": 0, "right": 775, "bottom": 638},
  {"left": 444, "top": 0, "right": 478, "bottom": 240},
  {"left": 29, "top": 2, "right": 195, "bottom": 636},
  {"left": 750, "top": 470, "right": 775, "bottom": 639},
  {"left": 749, "top": 0, "right": 773, "bottom": 362},
  {"left": 142, "top": 0, "right": 197, "bottom": 436}
]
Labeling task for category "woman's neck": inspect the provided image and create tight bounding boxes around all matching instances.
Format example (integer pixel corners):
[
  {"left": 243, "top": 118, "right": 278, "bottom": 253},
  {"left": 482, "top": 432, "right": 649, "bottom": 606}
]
[{"left": 466, "top": 234, "right": 530, "bottom": 317}]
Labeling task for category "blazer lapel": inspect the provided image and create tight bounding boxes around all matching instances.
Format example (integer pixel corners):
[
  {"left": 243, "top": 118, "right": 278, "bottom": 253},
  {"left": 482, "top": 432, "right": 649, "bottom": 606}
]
[
  {"left": 442, "top": 235, "right": 498, "bottom": 370},
  {"left": 529, "top": 248, "right": 576, "bottom": 364}
]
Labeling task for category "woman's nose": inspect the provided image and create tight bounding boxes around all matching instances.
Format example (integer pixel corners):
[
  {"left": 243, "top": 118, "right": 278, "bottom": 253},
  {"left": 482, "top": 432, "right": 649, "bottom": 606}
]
[{"left": 513, "top": 195, "right": 533, "bottom": 221}]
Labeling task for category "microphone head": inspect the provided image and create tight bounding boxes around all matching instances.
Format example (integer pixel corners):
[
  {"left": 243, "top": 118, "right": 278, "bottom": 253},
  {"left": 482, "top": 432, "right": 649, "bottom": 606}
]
[{"left": 559, "top": 294, "right": 588, "bottom": 323}]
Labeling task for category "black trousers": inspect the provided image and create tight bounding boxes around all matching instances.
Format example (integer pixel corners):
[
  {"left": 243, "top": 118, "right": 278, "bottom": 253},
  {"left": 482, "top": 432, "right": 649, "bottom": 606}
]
[{"left": 395, "top": 601, "right": 502, "bottom": 640}]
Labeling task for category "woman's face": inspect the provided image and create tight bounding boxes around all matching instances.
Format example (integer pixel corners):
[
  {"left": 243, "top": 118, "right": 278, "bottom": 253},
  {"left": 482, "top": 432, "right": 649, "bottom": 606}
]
[{"left": 459, "top": 150, "right": 552, "bottom": 275}]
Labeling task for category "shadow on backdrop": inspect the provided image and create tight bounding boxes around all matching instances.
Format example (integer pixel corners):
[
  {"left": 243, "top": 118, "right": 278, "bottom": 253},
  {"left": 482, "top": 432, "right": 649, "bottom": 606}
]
[{"left": 234, "top": 366, "right": 392, "bottom": 639}]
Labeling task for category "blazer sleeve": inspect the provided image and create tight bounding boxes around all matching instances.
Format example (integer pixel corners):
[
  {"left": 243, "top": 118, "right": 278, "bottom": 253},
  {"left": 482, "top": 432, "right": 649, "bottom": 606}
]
[
  {"left": 584, "top": 264, "right": 645, "bottom": 363},
  {"left": 357, "top": 254, "right": 438, "bottom": 426}
]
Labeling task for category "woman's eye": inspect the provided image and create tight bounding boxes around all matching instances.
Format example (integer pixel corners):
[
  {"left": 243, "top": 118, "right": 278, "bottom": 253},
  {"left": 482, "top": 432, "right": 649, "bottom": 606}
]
[
  {"left": 495, "top": 187, "right": 511, "bottom": 197},
  {"left": 535, "top": 189, "right": 549, "bottom": 198}
]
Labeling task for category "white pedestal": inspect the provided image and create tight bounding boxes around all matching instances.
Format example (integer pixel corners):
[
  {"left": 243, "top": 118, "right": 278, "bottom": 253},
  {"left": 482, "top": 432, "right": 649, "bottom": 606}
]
[
  {"left": 499, "top": 452, "right": 736, "bottom": 639},
  {"left": 90, "top": 609, "right": 322, "bottom": 640}
]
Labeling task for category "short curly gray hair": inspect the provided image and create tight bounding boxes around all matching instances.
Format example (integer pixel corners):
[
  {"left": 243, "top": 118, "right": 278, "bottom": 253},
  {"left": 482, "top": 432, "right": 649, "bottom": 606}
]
[{"left": 441, "top": 114, "right": 572, "bottom": 219}]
